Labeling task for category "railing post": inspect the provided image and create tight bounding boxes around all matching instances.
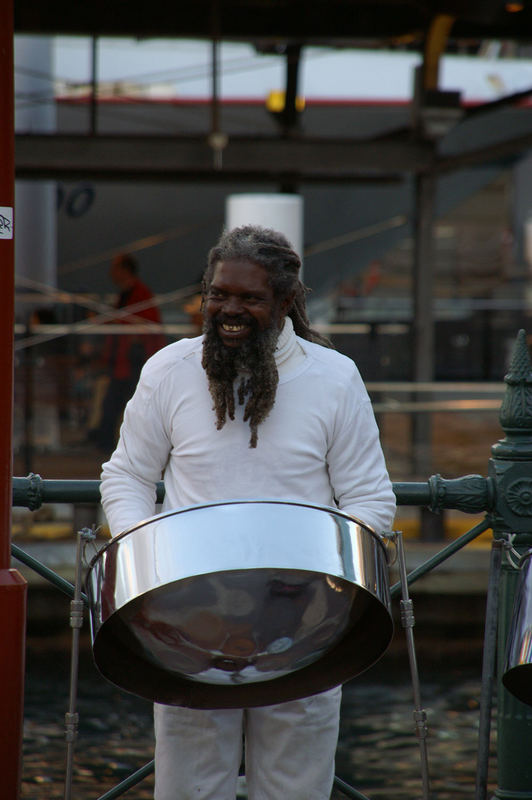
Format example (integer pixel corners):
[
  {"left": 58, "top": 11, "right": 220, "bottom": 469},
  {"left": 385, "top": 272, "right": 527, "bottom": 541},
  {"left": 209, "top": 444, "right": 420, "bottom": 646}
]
[
  {"left": 489, "top": 329, "right": 532, "bottom": 798},
  {"left": 0, "top": 5, "right": 27, "bottom": 799}
]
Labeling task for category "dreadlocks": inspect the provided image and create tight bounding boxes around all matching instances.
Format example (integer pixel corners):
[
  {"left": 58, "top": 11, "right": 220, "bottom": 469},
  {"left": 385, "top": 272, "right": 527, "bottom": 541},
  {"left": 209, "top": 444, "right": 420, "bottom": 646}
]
[{"left": 201, "top": 224, "right": 332, "bottom": 447}]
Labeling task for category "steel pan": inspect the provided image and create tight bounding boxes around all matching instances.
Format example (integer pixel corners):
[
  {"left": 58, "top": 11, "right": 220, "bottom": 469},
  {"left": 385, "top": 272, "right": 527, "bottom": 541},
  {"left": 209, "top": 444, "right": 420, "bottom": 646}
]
[
  {"left": 87, "top": 500, "right": 393, "bottom": 708},
  {"left": 503, "top": 549, "right": 532, "bottom": 706}
]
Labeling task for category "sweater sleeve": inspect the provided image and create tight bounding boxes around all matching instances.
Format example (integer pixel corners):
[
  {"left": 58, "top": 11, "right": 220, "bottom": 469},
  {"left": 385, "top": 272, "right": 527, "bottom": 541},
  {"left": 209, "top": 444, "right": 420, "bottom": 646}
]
[
  {"left": 100, "top": 367, "right": 172, "bottom": 537},
  {"left": 327, "top": 370, "right": 396, "bottom": 535}
]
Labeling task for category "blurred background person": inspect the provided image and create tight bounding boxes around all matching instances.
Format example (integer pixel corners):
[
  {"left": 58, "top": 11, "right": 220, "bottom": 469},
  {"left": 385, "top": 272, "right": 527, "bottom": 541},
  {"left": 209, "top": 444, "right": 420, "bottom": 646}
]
[{"left": 88, "top": 253, "right": 165, "bottom": 451}]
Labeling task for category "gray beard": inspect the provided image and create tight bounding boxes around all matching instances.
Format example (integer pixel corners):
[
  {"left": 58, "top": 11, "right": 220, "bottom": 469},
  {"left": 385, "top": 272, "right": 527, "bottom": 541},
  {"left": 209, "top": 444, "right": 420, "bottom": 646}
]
[{"left": 201, "top": 318, "right": 280, "bottom": 448}]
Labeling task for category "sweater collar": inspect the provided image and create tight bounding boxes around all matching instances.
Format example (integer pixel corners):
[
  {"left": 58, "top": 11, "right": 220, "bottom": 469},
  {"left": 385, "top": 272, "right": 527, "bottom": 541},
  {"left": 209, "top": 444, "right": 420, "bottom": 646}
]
[
  {"left": 275, "top": 316, "right": 306, "bottom": 374},
  {"left": 275, "top": 316, "right": 293, "bottom": 362}
]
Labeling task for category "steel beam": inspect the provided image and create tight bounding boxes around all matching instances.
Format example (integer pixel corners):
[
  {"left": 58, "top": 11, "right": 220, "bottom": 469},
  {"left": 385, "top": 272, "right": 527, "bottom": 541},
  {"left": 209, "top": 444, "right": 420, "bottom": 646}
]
[
  {"left": 13, "top": 0, "right": 531, "bottom": 41},
  {"left": 14, "top": 133, "right": 430, "bottom": 182},
  {"left": 15, "top": 125, "right": 532, "bottom": 183},
  {"left": 435, "top": 130, "right": 532, "bottom": 174},
  {"left": 411, "top": 171, "right": 436, "bottom": 483}
]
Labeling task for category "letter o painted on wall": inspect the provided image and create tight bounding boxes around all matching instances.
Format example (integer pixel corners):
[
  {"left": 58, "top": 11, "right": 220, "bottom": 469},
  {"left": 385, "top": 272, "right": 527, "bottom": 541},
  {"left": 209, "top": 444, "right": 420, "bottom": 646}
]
[{"left": 65, "top": 183, "right": 95, "bottom": 218}]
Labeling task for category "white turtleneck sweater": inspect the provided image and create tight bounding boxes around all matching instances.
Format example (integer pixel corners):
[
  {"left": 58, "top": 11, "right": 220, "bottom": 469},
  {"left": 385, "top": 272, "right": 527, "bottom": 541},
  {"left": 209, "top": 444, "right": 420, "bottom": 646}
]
[{"left": 100, "top": 318, "right": 396, "bottom": 537}]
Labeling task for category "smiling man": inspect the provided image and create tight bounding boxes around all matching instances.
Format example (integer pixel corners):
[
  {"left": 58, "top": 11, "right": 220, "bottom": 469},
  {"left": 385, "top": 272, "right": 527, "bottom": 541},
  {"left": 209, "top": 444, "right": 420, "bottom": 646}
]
[
  {"left": 202, "top": 249, "right": 301, "bottom": 448},
  {"left": 100, "top": 224, "right": 396, "bottom": 800}
]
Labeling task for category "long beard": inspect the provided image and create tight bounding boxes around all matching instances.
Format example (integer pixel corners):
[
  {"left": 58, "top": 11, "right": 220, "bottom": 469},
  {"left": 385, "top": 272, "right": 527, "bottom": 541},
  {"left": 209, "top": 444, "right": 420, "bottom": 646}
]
[{"left": 201, "top": 317, "right": 280, "bottom": 448}]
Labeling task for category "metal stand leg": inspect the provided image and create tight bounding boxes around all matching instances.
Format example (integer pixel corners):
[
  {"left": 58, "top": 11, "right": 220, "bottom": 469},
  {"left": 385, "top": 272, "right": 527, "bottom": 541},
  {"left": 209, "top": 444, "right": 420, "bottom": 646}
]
[
  {"left": 64, "top": 527, "right": 95, "bottom": 800},
  {"left": 333, "top": 775, "right": 373, "bottom": 800},
  {"left": 475, "top": 540, "right": 503, "bottom": 800},
  {"left": 394, "top": 531, "right": 431, "bottom": 800}
]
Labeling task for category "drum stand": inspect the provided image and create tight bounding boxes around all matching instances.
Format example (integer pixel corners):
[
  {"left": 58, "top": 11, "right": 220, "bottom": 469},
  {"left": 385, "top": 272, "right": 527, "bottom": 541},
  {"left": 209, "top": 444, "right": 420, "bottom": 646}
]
[
  {"left": 64, "top": 526, "right": 97, "bottom": 800},
  {"left": 474, "top": 538, "right": 506, "bottom": 800},
  {"left": 387, "top": 531, "right": 431, "bottom": 800},
  {"left": 61, "top": 527, "right": 431, "bottom": 800},
  {"left": 337, "top": 532, "right": 431, "bottom": 800}
]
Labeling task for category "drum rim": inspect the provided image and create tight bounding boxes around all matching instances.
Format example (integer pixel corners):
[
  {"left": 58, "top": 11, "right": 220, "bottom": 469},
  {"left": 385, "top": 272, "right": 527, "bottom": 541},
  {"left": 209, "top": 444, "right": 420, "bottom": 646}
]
[{"left": 90, "top": 497, "right": 384, "bottom": 570}]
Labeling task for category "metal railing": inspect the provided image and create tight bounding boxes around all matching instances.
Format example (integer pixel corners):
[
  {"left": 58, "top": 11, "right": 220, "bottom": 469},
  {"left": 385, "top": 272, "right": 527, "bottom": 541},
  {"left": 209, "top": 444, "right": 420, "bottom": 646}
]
[
  {"left": 12, "top": 329, "right": 532, "bottom": 800},
  {"left": 14, "top": 316, "right": 510, "bottom": 485}
]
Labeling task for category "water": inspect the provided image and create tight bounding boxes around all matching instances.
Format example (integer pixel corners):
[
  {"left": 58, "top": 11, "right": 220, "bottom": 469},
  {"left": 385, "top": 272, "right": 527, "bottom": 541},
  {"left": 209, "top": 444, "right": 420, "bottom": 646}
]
[
  {"left": 336, "top": 665, "right": 495, "bottom": 799},
  {"left": 21, "top": 635, "right": 497, "bottom": 799}
]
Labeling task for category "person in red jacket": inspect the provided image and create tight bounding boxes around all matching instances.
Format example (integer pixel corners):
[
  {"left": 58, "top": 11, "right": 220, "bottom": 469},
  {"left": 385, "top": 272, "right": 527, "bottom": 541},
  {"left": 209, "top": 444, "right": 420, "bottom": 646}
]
[{"left": 89, "top": 253, "right": 164, "bottom": 451}]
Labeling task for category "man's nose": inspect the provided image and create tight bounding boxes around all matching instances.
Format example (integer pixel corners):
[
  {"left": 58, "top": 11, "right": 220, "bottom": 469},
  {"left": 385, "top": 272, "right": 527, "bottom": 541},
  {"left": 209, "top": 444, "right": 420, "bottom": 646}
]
[{"left": 221, "top": 295, "right": 243, "bottom": 315}]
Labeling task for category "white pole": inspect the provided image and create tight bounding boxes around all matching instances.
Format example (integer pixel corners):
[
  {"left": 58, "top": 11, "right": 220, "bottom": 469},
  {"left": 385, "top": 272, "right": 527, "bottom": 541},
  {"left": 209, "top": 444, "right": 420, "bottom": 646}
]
[
  {"left": 225, "top": 193, "right": 304, "bottom": 265},
  {"left": 14, "top": 36, "right": 57, "bottom": 314}
]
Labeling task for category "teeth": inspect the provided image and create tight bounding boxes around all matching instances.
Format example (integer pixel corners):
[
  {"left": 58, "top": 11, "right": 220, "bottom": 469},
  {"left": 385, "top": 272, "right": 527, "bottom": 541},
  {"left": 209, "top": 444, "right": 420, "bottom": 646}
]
[{"left": 222, "top": 323, "right": 245, "bottom": 332}]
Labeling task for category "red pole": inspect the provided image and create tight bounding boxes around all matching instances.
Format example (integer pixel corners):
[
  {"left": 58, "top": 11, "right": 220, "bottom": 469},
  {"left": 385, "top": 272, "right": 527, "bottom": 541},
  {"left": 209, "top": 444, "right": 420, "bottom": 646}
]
[{"left": 0, "top": 4, "right": 28, "bottom": 799}]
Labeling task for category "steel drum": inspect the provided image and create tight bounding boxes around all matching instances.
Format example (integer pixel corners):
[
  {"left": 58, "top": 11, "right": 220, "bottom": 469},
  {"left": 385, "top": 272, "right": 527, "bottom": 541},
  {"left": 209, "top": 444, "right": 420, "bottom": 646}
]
[
  {"left": 503, "top": 549, "right": 532, "bottom": 706},
  {"left": 87, "top": 500, "right": 393, "bottom": 708}
]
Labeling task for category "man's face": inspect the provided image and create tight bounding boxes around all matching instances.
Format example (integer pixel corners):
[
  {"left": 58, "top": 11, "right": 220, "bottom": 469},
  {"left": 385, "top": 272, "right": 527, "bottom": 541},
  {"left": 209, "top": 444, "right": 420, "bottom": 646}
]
[{"left": 204, "top": 259, "right": 283, "bottom": 348}]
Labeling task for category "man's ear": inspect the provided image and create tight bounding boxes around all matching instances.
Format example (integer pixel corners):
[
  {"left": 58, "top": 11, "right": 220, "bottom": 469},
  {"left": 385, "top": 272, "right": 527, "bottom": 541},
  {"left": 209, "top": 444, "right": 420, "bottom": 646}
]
[{"left": 279, "top": 291, "right": 296, "bottom": 318}]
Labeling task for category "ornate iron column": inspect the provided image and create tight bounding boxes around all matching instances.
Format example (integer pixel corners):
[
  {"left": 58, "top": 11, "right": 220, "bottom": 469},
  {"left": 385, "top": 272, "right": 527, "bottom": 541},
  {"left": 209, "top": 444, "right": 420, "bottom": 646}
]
[{"left": 490, "top": 329, "right": 532, "bottom": 799}]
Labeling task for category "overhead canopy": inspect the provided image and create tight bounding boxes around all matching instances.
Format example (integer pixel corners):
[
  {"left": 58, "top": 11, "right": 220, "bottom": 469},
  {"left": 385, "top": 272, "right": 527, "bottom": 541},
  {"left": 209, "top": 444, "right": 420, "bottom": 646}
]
[
  {"left": 12, "top": 0, "right": 532, "bottom": 303},
  {"left": 14, "top": 0, "right": 532, "bottom": 43}
]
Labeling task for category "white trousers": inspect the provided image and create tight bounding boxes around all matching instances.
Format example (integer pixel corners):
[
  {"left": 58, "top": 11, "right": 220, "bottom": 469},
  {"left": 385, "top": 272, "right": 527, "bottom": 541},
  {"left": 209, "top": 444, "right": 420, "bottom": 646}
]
[{"left": 153, "top": 686, "right": 342, "bottom": 800}]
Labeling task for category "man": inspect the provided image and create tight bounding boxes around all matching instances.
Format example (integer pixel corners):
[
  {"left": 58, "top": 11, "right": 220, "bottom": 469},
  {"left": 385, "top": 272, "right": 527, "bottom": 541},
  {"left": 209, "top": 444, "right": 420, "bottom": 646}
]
[
  {"left": 100, "top": 225, "right": 396, "bottom": 799},
  {"left": 89, "top": 252, "right": 164, "bottom": 451}
]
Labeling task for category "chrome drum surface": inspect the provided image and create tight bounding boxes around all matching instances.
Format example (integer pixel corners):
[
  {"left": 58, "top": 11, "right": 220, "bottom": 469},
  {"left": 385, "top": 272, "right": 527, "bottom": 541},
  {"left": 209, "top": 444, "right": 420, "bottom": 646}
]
[{"left": 87, "top": 500, "right": 393, "bottom": 708}]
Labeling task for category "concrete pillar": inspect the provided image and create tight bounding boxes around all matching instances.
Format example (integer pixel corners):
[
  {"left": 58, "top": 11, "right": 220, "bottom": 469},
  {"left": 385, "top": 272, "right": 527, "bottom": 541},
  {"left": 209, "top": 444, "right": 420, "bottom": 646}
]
[{"left": 14, "top": 35, "right": 57, "bottom": 317}]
